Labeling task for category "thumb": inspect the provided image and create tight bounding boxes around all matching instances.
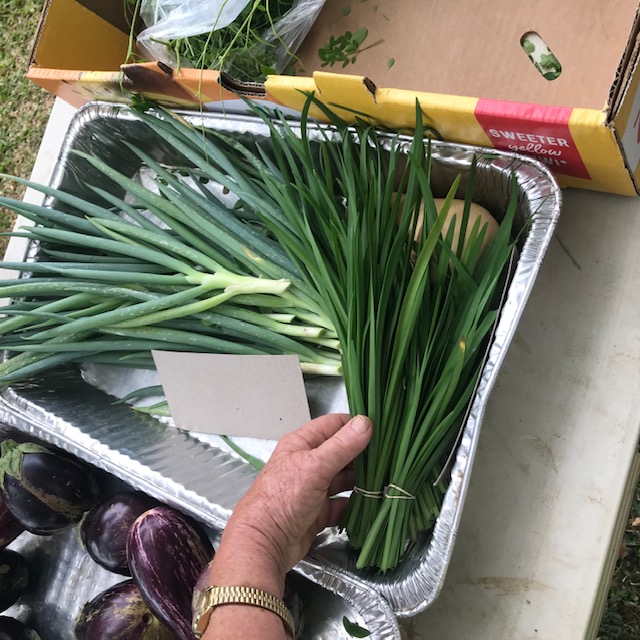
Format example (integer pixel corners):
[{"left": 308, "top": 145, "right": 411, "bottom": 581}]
[{"left": 315, "top": 415, "right": 372, "bottom": 480}]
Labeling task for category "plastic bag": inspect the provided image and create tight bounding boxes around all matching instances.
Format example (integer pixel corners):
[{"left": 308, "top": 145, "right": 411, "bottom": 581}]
[{"left": 137, "top": 0, "right": 326, "bottom": 81}]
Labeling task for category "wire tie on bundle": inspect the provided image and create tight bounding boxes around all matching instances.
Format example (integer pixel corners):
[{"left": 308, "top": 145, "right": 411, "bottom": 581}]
[
  {"left": 384, "top": 483, "right": 416, "bottom": 500},
  {"left": 352, "top": 486, "right": 383, "bottom": 499}
]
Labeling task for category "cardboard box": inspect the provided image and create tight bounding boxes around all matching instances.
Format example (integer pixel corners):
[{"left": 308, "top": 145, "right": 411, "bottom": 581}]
[{"left": 28, "top": 0, "right": 640, "bottom": 195}]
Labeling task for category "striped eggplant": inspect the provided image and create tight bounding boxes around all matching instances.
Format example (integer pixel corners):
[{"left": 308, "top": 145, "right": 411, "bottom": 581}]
[
  {"left": 0, "top": 440, "right": 100, "bottom": 535},
  {"left": 0, "top": 617, "right": 40, "bottom": 639},
  {"left": 80, "top": 492, "right": 160, "bottom": 576},
  {"left": 127, "top": 507, "right": 214, "bottom": 640},
  {"left": 0, "top": 494, "right": 23, "bottom": 550},
  {"left": 0, "top": 550, "right": 29, "bottom": 612},
  {"left": 74, "top": 580, "right": 173, "bottom": 640}
]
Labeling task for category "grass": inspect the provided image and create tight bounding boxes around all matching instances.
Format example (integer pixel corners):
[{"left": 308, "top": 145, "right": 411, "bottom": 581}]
[
  {"left": 598, "top": 488, "right": 640, "bottom": 639},
  {"left": 0, "top": 0, "right": 639, "bottom": 633},
  {"left": 0, "top": 0, "right": 54, "bottom": 256}
]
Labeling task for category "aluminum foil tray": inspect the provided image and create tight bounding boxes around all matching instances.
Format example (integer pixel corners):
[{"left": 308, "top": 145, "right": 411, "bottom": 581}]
[{"left": 0, "top": 102, "right": 561, "bottom": 623}]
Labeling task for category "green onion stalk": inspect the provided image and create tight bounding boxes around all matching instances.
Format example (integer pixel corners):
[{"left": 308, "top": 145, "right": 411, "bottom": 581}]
[
  {"left": 0, "top": 146, "right": 343, "bottom": 383},
  {"left": 125, "top": 97, "right": 518, "bottom": 571}
]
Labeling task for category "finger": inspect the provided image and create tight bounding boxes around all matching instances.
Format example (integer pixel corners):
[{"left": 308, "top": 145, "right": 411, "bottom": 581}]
[
  {"left": 328, "top": 467, "right": 356, "bottom": 496},
  {"left": 314, "top": 415, "right": 372, "bottom": 481},
  {"left": 278, "top": 413, "right": 351, "bottom": 452}
]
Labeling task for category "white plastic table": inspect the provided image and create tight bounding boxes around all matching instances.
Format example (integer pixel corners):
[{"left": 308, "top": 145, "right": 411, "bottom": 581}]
[{"left": 13, "top": 98, "right": 640, "bottom": 640}]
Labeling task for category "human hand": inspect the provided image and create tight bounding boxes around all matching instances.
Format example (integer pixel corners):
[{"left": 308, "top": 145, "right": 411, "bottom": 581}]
[
  {"left": 229, "top": 413, "right": 373, "bottom": 574},
  {"left": 199, "top": 414, "right": 372, "bottom": 639}
]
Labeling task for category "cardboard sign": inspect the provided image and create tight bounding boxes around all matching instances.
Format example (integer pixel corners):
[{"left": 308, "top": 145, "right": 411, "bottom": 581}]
[{"left": 152, "top": 351, "right": 310, "bottom": 440}]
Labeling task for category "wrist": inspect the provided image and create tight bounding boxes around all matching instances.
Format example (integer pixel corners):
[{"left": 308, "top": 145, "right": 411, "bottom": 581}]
[
  {"left": 206, "top": 520, "right": 286, "bottom": 599},
  {"left": 230, "top": 501, "right": 291, "bottom": 575}
]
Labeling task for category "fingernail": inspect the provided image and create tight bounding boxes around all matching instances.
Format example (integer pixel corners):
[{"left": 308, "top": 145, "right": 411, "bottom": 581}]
[{"left": 350, "top": 415, "right": 371, "bottom": 434}]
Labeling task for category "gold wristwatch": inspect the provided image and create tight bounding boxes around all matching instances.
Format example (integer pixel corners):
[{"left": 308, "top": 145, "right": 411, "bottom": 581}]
[{"left": 192, "top": 585, "right": 294, "bottom": 638}]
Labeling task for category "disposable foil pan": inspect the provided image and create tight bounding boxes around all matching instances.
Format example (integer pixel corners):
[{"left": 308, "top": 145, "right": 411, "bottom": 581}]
[{"left": 0, "top": 102, "right": 561, "bottom": 623}]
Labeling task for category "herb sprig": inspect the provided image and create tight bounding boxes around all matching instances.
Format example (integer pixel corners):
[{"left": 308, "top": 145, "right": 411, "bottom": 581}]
[{"left": 318, "top": 28, "right": 382, "bottom": 68}]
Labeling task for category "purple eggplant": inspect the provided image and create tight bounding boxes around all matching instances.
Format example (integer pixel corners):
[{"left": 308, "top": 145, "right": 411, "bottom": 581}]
[
  {"left": 80, "top": 492, "right": 160, "bottom": 576},
  {"left": 0, "top": 550, "right": 29, "bottom": 612},
  {"left": 0, "top": 617, "right": 40, "bottom": 639},
  {"left": 0, "top": 440, "right": 100, "bottom": 535},
  {"left": 0, "top": 495, "right": 23, "bottom": 550},
  {"left": 74, "top": 579, "right": 173, "bottom": 640},
  {"left": 127, "top": 507, "right": 214, "bottom": 640}
]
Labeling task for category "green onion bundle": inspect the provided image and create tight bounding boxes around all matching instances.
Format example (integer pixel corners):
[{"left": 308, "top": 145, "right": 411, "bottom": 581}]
[
  {"left": 0, "top": 146, "right": 343, "bottom": 384},
  {"left": 0, "top": 97, "right": 517, "bottom": 571}
]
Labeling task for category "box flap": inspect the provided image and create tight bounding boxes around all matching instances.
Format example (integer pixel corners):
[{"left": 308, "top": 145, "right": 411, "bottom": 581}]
[
  {"left": 31, "top": 0, "right": 131, "bottom": 71},
  {"left": 77, "top": 0, "right": 135, "bottom": 35},
  {"left": 297, "top": 0, "right": 639, "bottom": 110}
]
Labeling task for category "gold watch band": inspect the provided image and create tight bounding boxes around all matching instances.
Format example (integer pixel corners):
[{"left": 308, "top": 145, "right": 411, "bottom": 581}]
[{"left": 192, "top": 585, "right": 294, "bottom": 638}]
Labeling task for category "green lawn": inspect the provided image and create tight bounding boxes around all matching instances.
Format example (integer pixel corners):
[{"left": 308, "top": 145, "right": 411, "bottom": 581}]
[
  {"left": 0, "top": 0, "right": 54, "bottom": 254},
  {"left": 0, "top": 1, "right": 639, "bottom": 636},
  {"left": 599, "top": 487, "right": 640, "bottom": 639}
]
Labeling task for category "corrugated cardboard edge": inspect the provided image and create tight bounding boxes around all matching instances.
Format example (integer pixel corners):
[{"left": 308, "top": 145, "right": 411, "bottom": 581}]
[
  {"left": 121, "top": 63, "right": 224, "bottom": 104},
  {"left": 27, "top": 63, "right": 281, "bottom": 110},
  {"left": 122, "top": 64, "right": 269, "bottom": 100},
  {"left": 27, "top": 68, "right": 129, "bottom": 109},
  {"left": 25, "top": 63, "right": 639, "bottom": 195},
  {"left": 266, "top": 72, "right": 490, "bottom": 144},
  {"left": 29, "top": 0, "right": 53, "bottom": 67},
  {"left": 609, "top": 4, "right": 640, "bottom": 120},
  {"left": 610, "top": 38, "right": 640, "bottom": 193}
]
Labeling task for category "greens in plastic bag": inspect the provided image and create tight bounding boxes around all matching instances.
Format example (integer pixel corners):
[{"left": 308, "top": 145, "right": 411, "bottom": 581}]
[{"left": 136, "top": 0, "right": 326, "bottom": 82}]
